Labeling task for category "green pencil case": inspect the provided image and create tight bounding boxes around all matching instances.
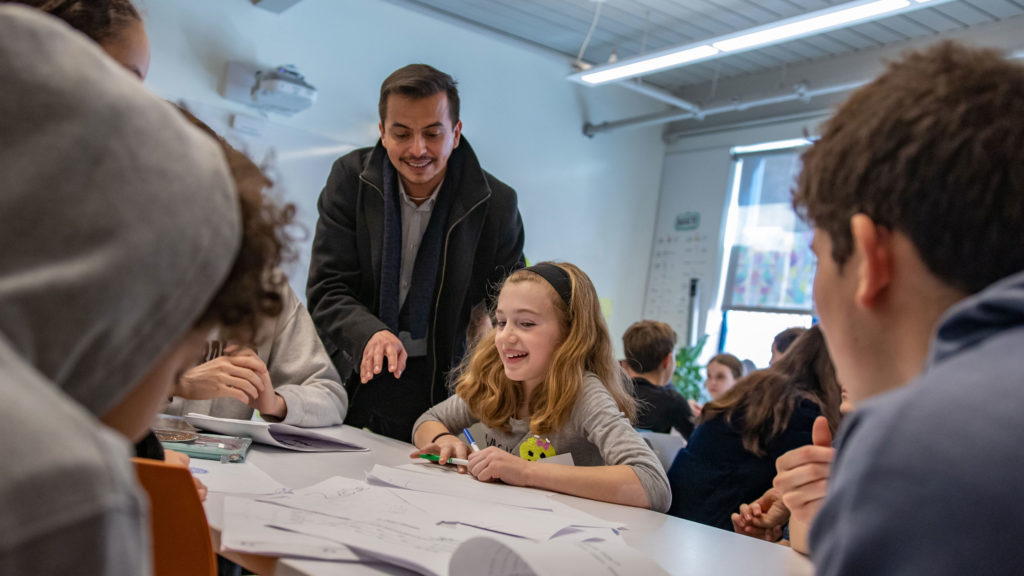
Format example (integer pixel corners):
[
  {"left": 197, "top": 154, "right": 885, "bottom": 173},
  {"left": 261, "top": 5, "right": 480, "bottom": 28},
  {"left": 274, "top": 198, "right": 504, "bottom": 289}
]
[{"left": 161, "top": 432, "right": 252, "bottom": 463}]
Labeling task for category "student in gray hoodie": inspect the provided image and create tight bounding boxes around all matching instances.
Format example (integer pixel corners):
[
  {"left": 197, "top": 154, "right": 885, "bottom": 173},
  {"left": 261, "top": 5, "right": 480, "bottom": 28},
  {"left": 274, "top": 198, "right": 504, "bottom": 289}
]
[
  {"left": 784, "top": 41, "right": 1024, "bottom": 574},
  {"left": 0, "top": 6, "right": 289, "bottom": 574}
]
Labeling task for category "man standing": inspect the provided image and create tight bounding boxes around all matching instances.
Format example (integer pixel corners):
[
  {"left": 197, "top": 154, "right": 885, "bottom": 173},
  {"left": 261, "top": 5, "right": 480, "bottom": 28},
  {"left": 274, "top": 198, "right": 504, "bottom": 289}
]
[
  {"left": 307, "top": 64, "right": 525, "bottom": 441},
  {"left": 785, "top": 42, "right": 1024, "bottom": 574}
]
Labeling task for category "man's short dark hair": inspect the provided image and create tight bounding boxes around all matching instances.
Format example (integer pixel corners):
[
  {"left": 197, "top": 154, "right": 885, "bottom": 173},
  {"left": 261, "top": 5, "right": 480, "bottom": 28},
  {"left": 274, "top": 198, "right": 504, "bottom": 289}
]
[
  {"left": 793, "top": 41, "right": 1024, "bottom": 294},
  {"left": 378, "top": 64, "right": 459, "bottom": 127},
  {"left": 623, "top": 320, "right": 677, "bottom": 374}
]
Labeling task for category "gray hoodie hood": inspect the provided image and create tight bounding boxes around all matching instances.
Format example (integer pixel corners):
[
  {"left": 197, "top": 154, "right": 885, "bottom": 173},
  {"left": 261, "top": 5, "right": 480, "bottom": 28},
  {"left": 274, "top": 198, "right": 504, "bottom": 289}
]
[
  {"left": 0, "top": 7, "right": 241, "bottom": 571},
  {"left": 0, "top": 7, "right": 240, "bottom": 417},
  {"left": 927, "top": 269, "right": 1024, "bottom": 367}
]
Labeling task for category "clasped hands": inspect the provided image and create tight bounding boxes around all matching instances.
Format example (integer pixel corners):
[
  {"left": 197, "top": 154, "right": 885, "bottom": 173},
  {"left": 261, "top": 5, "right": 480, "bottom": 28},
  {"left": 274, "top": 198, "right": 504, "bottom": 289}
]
[
  {"left": 732, "top": 416, "right": 835, "bottom": 551},
  {"left": 173, "top": 345, "right": 287, "bottom": 419},
  {"left": 409, "top": 436, "right": 531, "bottom": 486}
]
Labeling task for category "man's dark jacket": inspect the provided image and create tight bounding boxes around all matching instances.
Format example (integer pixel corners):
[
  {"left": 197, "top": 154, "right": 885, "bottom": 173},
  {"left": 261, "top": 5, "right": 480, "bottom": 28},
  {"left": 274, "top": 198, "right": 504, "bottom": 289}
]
[{"left": 306, "top": 137, "right": 525, "bottom": 409}]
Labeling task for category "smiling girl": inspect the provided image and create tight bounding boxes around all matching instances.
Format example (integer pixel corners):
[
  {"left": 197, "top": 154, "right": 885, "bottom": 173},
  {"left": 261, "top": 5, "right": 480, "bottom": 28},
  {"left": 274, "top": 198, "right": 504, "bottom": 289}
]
[{"left": 411, "top": 262, "right": 671, "bottom": 511}]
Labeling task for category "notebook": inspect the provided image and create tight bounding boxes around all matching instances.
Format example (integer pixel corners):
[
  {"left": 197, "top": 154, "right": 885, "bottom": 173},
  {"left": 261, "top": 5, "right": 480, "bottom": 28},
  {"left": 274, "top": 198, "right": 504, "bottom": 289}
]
[{"left": 185, "top": 413, "right": 368, "bottom": 453}]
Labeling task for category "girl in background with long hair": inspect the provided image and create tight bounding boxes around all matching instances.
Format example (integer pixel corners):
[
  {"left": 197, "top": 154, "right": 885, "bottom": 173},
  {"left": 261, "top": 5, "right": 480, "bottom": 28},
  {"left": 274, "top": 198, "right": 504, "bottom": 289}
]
[
  {"left": 667, "top": 325, "right": 842, "bottom": 529},
  {"left": 411, "top": 262, "right": 671, "bottom": 511}
]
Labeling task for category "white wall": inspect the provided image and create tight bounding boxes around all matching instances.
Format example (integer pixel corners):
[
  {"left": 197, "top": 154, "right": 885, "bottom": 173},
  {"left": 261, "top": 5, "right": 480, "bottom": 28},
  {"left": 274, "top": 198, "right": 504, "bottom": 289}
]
[
  {"left": 136, "top": 0, "right": 669, "bottom": 354},
  {"left": 649, "top": 115, "right": 828, "bottom": 359}
]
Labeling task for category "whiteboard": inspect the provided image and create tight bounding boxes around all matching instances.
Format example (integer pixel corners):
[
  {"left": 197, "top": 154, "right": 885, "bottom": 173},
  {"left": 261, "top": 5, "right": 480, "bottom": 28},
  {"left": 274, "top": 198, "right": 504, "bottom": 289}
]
[
  {"left": 643, "top": 148, "right": 733, "bottom": 347},
  {"left": 183, "top": 100, "right": 359, "bottom": 304}
]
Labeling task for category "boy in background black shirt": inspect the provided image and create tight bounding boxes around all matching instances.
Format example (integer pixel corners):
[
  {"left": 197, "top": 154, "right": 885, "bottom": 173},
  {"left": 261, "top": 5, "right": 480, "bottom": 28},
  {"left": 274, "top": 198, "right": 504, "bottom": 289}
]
[{"left": 623, "top": 321, "right": 694, "bottom": 439}]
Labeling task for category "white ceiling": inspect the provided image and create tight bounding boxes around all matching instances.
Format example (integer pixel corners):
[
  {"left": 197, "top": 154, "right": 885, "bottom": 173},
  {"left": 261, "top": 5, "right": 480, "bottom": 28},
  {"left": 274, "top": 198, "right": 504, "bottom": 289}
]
[{"left": 384, "top": 0, "right": 1024, "bottom": 135}]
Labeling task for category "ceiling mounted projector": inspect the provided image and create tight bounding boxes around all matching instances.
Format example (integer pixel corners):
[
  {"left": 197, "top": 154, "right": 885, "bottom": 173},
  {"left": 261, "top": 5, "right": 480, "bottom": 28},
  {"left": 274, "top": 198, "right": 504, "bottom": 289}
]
[{"left": 223, "top": 62, "right": 317, "bottom": 116}]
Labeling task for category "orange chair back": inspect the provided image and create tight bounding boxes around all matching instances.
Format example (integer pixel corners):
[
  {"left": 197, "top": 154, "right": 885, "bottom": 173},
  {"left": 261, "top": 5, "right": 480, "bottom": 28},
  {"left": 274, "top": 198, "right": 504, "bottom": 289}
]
[{"left": 133, "top": 457, "right": 217, "bottom": 576}]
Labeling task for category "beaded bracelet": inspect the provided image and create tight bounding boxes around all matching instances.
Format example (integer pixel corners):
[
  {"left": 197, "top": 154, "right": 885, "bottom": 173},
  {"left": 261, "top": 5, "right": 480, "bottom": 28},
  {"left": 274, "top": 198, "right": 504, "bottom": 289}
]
[{"left": 431, "top": 431, "right": 456, "bottom": 444}]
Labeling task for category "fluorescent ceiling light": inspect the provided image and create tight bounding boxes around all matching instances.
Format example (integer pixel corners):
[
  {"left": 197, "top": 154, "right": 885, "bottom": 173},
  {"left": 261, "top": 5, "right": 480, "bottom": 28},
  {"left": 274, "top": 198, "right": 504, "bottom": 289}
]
[
  {"left": 580, "top": 46, "right": 719, "bottom": 84},
  {"left": 731, "top": 138, "right": 814, "bottom": 155},
  {"left": 714, "top": 0, "right": 909, "bottom": 53},
  {"left": 568, "top": 0, "right": 954, "bottom": 86}
]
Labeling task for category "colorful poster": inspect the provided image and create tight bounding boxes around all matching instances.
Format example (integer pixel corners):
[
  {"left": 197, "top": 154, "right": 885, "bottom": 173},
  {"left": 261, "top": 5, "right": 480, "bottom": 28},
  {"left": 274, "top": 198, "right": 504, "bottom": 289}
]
[{"left": 728, "top": 233, "right": 814, "bottom": 311}]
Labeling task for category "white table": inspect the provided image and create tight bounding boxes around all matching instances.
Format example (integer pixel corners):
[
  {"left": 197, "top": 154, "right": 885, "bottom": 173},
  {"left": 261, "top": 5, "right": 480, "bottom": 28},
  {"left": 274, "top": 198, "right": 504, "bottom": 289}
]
[{"left": 204, "top": 425, "right": 813, "bottom": 576}]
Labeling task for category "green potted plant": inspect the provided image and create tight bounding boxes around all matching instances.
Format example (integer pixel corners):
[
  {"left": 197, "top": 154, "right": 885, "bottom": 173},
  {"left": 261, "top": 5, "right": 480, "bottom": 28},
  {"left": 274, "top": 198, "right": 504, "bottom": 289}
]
[{"left": 672, "top": 335, "right": 707, "bottom": 402}]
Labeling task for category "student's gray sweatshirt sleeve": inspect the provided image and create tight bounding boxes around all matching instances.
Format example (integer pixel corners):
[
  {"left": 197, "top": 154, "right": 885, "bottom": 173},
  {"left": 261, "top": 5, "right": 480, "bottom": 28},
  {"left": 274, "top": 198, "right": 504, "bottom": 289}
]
[
  {"left": 266, "top": 285, "right": 348, "bottom": 428},
  {"left": 575, "top": 374, "right": 672, "bottom": 512},
  {"left": 412, "top": 394, "right": 478, "bottom": 442}
]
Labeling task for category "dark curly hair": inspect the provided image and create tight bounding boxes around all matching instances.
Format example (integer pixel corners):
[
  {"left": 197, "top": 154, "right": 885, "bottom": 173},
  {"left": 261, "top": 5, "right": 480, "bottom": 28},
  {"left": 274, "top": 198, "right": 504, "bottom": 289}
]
[
  {"left": 177, "top": 108, "right": 297, "bottom": 344},
  {"left": 793, "top": 41, "right": 1024, "bottom": 294},
  {"left": 2, "top": 0, "right": 140, "bottom": 43}
]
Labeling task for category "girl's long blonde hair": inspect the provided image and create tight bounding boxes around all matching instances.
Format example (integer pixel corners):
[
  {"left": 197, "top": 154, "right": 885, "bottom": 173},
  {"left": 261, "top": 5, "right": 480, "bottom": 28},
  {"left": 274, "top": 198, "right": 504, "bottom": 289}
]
[{"left": 453, "top": 262, "right": 635, "bottom": 435}]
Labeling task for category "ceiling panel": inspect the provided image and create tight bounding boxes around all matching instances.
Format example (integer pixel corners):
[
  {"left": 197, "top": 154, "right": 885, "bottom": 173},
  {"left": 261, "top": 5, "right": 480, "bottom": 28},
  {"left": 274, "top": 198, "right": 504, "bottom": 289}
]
[
  {"left": 844, "top": 21, "right": 911, "bottom": 44},
  {"left": 963, "top": 0, "right": 1024, "bottom": 19},
  {"left": 391, "top": 0, "right": 1024, "bottom": 95},
  {"left": 935, "top": 2, "right": 1001, "bottom": 25},
  {"left": 902, "top": 8, "right": 965, "bottom": 33}
]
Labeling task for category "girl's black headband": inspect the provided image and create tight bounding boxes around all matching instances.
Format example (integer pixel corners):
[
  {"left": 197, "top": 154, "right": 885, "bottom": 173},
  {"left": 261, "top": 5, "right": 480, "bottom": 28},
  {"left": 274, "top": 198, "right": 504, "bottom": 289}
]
[{"left": 525, "top": 263, "right": 572, "bottom": 306}]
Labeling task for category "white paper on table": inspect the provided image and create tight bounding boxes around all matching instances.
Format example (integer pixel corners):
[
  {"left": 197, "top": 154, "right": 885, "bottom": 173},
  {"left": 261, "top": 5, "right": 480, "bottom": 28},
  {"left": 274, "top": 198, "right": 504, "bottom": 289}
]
[
  {"left": 221, "top": 497, "right": 361, "bottom": 561},
  {"left": 387, "top": 489, "right": 623, "bottom": 540},
  {"left": 262, "top": 484, "right": 417, "bottom": 522},
  {"left": 290, "top": 475, "right": 373, "bottom": 498},
  {"left": 266, "top": 482, "right": 620, "bottom": 542},
  {"left": 391, "top": 463, "right": 626, "bottom": 530},
  {"left": 185, "top": 412, "right": 367, "bottom": 452},
  {"left": 259, "top": 477, "right": 649, "bottom": 576},
  {"left": 367, "top": 464, "right": 557, "bottom": 511},
  {"left": 271, "top": 508, "right": 469, "bottom": 576},
  {"left": 189, "top": 460, "right": 288, "bottom": 495},
  {"left": 548, "top": 526, "right": 625, "bottom": 543},
  {"left": 448, "top": 534, "right": 669, "bottom": 576}
]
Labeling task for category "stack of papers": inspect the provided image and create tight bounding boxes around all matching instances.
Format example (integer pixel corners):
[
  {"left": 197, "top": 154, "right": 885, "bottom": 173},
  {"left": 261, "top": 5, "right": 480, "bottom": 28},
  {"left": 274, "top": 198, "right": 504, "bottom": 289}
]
[{"left": 220, "top": 467, "right": 667, "bottom": 575}]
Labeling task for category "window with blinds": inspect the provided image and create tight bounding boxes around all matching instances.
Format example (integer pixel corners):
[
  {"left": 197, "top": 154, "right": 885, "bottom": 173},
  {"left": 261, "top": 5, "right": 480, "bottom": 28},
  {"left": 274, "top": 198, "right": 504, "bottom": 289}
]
[{"left": 716, "top": 141, "right": 816, "bottom": 368}]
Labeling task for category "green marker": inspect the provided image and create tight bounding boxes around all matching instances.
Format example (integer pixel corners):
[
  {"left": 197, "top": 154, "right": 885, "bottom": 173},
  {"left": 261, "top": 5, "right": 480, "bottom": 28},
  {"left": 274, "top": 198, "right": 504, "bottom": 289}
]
[{"left": 418, "top": 454, "right": 469, "bottom": 466}]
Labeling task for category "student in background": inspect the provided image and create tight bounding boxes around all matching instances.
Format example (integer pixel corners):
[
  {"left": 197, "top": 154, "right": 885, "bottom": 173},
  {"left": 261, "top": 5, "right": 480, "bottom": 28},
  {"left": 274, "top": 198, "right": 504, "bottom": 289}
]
[
  {"left": 307, "top": 64, "right": 525, "bottom": 441},
  {"left": 622, "top": 320, "right": 695, "bottom": 439},
  {"left": 689, "top": 352, "right": 742, "bottom": 417},
  {"left": 0, "top": 7, "right": 286, "bottom": 572},
  {"left": 770, "top": 327, "right": 806, "bottom": 365},
  {"left": 2, "top": 0, "right": 149, "bottom": 79},
  {"left": 705, "top": 353, "right": 742, "bottom": 400},
  {"left": 165, "top": 284, "right": 347, "bottom": 427},
  {"left": 788, "top": 42, "right": 1024, "bottom": 575},
  {"left": 164, "top": 112, "right": 348, "bottom": 429},
  {"left": 411, "top": 263, "right": 671, "bottom": 512},
  {"left": 666, "top": 326, "right": 842, "bottom": 530}
]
